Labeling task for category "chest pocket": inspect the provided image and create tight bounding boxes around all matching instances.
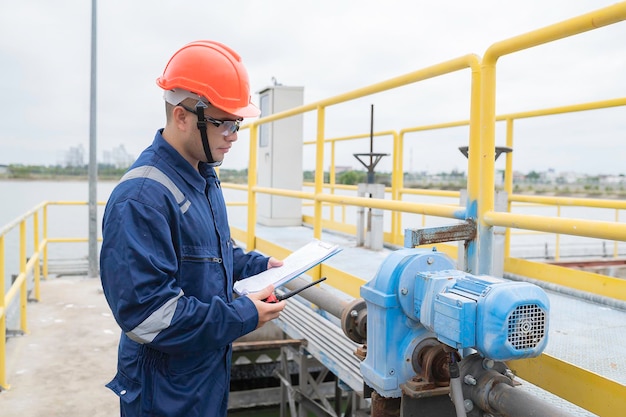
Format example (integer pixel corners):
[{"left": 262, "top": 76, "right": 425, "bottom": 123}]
[{"left": 180, "top": 246, "right": 226, "bottom": 299}]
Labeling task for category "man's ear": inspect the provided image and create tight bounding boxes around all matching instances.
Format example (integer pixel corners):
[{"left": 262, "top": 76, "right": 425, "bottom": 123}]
[{"left": 172, "top": 105, "right": 190, "bottom": 131}]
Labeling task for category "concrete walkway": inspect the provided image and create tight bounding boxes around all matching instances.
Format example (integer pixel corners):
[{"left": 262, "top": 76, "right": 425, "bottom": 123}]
[{"left": 1, "top": 276, "right": 119, "bottom": 417}]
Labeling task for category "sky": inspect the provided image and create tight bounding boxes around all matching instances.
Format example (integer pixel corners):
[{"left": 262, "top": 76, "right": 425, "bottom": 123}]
[{"left": 1, "top": 0, "right": 625, "bottom": 175}]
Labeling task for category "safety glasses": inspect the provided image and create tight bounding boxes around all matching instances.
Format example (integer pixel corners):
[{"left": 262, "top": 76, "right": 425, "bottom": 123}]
[{"left": 179, "top": 104, "right": 241, "bottom": 136}]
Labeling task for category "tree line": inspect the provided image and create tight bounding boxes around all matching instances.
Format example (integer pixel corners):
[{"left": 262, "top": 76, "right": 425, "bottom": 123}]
[{"left": 2, "top": 165, "right": 394, "bottom": 185}]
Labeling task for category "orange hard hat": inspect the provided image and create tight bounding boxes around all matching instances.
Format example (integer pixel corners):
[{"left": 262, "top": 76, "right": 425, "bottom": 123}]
[{"left": 156, "top": 40, "right": 260, "bottom": 118}]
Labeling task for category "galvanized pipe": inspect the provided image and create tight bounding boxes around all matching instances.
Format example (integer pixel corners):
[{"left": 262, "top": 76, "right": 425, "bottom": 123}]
[
  {"left": 488, "top": 382, "right": 574, "bottom": 417},
  {"left": 461, "top": 354, "right": 575, "bottom": 417},
  {"left": 283, "top": 276, "right": 348, "bottom": 319}
]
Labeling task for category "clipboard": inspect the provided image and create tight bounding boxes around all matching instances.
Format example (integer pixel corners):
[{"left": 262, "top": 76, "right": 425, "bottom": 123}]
[{"left": 234, "top": 239, "right": 342, "bottom": 295}]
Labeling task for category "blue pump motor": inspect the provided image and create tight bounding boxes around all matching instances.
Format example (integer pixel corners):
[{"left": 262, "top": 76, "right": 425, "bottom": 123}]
[{"left": 360, "top": 248, "right": 549, "bottom": 398}]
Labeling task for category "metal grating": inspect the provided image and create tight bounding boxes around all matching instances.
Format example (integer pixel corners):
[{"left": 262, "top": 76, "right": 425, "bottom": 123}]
[
  {"left": 507, "top": 304, "right": 546, "bottom": 350},
  {"left": 273, "top": 295, "right": 364, "bottom": 393}
]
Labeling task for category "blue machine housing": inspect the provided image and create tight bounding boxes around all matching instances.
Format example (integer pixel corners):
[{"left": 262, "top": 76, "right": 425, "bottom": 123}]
[
  {"left": 360, "top": 248, "right": 550, "bottom": 398},
  {"left": 420, "top": 271, "right": 549, "bottom": 361},
  {"left": 360, "top": 248, "right": 456, "bottom": 398}
]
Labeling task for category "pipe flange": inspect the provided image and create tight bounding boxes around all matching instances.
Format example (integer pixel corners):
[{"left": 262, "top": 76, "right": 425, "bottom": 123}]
[
  {"left": 459, "top": 353, "right": 514, "bottom": 415},
  {"left": 341, "top": 298, "right": 367, "bottom": 343}
]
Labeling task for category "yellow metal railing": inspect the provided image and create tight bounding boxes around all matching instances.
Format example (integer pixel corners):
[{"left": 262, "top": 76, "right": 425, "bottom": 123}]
[
  {"left": 1, "top": 204, "right": 44, "bottom": 390},
  {"left": 296, "top": 95, "right": 626, "bottom": 252},
  {"left": 229, "top": 3, "right": 626, "bottom": 416},
  {"left": 0, "top": 201, "right": 105, "bottom": 390},
  {"left": 478, "top": 3, "right": 626, "bottom": 276},
  {"left": 293, "top": 96, "right": 626, "bottom": 258},
  {"left": 240, "top": 53, "right": 482, "bottom": 251}
]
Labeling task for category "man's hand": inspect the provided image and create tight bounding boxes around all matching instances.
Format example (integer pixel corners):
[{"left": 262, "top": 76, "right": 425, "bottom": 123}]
[
  {"left": 247, "top": 285, "right": 286, "bottom": 329},
  {"left": 267, "top": 257, "right": 283, "bottom": 269}
]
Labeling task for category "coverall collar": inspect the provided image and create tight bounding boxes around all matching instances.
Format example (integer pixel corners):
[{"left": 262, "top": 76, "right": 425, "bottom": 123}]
[{"left": 153, "top": 129, "right": 209, "bottom": 194}]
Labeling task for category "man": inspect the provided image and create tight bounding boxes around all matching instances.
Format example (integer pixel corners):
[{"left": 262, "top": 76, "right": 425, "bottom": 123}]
[{"left": 99, "top": 40, "right": 286, "bottom": 417}]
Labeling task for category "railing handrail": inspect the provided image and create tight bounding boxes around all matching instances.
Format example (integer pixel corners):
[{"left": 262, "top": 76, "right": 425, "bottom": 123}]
[
  {"left": 1, "top": 201, "right": 107, "bottom": 390},
  {"left": 478, "top": 2, "right": 626, "bottom": 278},
  {"left": 0, "top": 201, "right": 46, "bottom": 237}
]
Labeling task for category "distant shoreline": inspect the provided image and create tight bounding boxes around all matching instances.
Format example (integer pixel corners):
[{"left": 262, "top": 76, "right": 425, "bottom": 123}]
[
  {"left": 2, "top": 175, "right": 625, "bottom": 199},
  {"left": 0, "top": 175, "right": 120, "bottom": 182}
]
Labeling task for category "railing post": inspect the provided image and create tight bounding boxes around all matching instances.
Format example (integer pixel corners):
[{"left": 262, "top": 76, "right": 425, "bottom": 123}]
[
  {"left": 19, "top": 220, "right": 28, "bottom": 334},
  {"left": 33, "top": 211, "right": 41, "bottom": 302},
  {"left": 313, "top": 105, "right": 326, "bottom": 239},
  {"left": 390, "top": 131, "right": 402, "bottom": 246},
  {"left": 476, "top": 52, "right": 497, "bottom": 276},
  {"left": 614, "top": 210, "right": 620, "bottom": 258},
  {"left": 0, "top": 235, "right": 9, "bottom": 390},
  {"left": 463, "top": 54, "right": 482, "bottom": 274},
  {"left": 329, "top": 140, "right": 337, "bottom": 224},
  {"left": 43, "top": 204, "right": 49, "bottom": 279},
  {"left": 246, "top": 124, "right": 259, "bottom": 250},
  {"left": 555, "top": 205, "right": 562, "bottom": 261},
  {"left": 503, "top": 118, "right": 514, "bottom": 261}
]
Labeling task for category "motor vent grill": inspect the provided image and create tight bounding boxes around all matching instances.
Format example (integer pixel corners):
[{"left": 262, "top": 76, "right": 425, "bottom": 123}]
[{"left": 507, "top": 304, "right": 546, "bottom": 350}]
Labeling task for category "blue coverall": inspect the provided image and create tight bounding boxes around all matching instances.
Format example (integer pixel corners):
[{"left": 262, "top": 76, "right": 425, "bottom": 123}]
[{"left": 100, "top": 130, "right": 270, "bottom": 417}]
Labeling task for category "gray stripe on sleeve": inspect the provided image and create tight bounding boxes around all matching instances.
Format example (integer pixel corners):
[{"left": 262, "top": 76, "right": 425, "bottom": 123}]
[{"left": 126, "top": 290, "right": 184, "bottom": 344}]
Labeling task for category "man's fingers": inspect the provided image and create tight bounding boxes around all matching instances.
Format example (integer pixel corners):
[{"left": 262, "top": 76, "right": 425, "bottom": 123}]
[{"left": 248, "top": 285, "right": 274, "bottom": 300}]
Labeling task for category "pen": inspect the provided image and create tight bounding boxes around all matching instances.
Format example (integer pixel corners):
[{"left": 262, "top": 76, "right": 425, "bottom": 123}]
[{"left": 264, "top": 277, "right": 327, "bottom": 303}]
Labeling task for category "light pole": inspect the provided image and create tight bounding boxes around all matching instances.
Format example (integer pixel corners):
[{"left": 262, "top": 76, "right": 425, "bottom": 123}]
[{"left": 88, "top": 0, "right": 98, "bottom": 278}]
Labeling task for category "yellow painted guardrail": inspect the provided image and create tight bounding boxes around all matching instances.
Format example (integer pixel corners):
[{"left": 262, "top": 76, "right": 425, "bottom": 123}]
[
  {"left": 0, "top": 203, "right": 44, "bottom": 390},
  {"left": 479, "top": 3, "right": 626, "bottom": 279},
  {"left": 240, "top": 52, "right": 482, "bottom": 251},
  {"left": 231, "top": 3, "right": 626, "bottom": 416},
  {"left": 297, "top": 95, "right": 626, "bottom": 252},
  {"left": 0, "top": 201, "right": 105, "bottom": 390}
]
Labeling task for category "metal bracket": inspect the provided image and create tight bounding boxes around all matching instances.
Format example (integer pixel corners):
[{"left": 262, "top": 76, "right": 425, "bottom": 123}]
[{"left": 404, "top": 220, "right": 477, "bottom": 247}]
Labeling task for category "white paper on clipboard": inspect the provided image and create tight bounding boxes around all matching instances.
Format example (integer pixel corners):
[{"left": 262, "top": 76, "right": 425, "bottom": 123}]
[{"left": 234, "top": 239, "right": 342, "bottom": 295}]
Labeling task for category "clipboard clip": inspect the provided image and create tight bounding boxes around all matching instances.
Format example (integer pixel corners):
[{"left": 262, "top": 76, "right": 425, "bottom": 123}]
[{"left": 264, "top": 277, "right": 327, "bottom": 303}]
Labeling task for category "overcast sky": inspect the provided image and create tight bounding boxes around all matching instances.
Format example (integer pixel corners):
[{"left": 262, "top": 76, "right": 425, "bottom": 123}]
[{"left": 1, "top": 0, "right": 625, "bottom": 175}]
